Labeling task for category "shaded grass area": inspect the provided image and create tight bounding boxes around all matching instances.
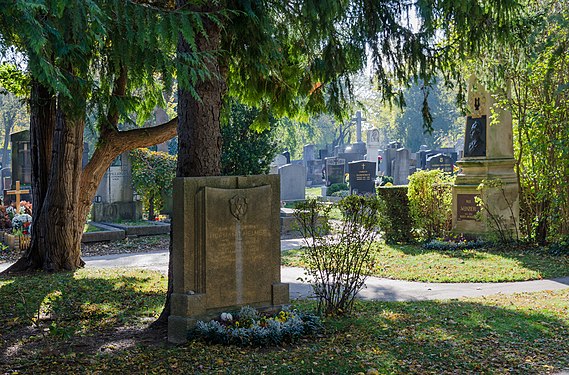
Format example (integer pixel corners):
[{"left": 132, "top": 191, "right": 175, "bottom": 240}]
[
  {"left": 282, "top": 242, "right": 569, "bottom": 282},
  {"left": 1, "top": 269, "right": 568, "bottom": 374}
]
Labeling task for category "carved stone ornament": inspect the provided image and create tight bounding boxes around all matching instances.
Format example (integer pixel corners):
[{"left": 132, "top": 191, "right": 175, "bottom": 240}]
[
  {"left": 229, "top": 195, "right": 248, "bottom": 220},
  {"left": 467, "top": 85, "right": 487, "bottom": 118}
]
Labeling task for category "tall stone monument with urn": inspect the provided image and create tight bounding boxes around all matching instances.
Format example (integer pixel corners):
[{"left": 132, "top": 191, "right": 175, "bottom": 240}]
[{"left": 452, "top": 76, "right": 519, "bottom": 237}]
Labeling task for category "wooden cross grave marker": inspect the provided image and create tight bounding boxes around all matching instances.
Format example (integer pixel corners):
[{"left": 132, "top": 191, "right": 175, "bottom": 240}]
[{"left": 7, "top": 181, "right": 30, "bottom": 213}]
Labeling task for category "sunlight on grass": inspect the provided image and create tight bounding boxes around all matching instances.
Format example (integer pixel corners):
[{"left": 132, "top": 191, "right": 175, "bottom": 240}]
[
  {"left": 1, "top": 269, "right": 568, "bottom": 374},
  {"left": 305, "top": 187, "right": 322, "bottom": 198},
  {"left": 282, "top": 242, "right": 569, "bottom": 282}
]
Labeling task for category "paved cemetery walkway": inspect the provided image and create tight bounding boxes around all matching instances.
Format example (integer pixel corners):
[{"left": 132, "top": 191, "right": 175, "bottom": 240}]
[{"left": 2, "top": 238, "right": 568, "bottom": 302}]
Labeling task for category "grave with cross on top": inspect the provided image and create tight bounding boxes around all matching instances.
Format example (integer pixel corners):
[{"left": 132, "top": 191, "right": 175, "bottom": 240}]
[{"left": 7, "top": 181, "right": 30, "bottom": 213}]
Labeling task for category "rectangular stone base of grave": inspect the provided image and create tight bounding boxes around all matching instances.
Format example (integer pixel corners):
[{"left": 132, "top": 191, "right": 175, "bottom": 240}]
[
  {"left": 452, "top": 158, "right": 519, "bottom": 238},
  {"left": 102, "top": 221, "right": 170, "bottom": 237},
  {"left": 168, "top": 175, "right": 289, "bottom": 344},
  {"left": 81, "top": 222, "right": 126, "bottom": 243},
  {"left": 91, "top": 201, "right": 142, "bottom": 222}
]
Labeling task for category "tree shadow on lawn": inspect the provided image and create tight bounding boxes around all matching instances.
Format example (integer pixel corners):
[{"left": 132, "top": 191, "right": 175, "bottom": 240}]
[
  {"left": 0, "top": 269, "right": 168, "bottom": 368},
  {"left": 305, "top": 296, "right": 569, "bottom": 374},
  {"left": 387, "top": 243, "right": 569, "bottom": 280},
  {"left": 1, "top": 270, "right": 568, "bottom": 374}
]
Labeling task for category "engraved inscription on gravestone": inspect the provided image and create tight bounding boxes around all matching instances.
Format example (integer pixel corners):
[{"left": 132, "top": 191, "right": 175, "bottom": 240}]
[
  {"left": 348, "top": 161, "right": 376, "bottom": 195},
  {"left": 426, "top": 153, "right": 454, "bottom": 173},
  {"left": 205, "top": 186, "right": 273, "bottom": 309},
  {"left": 326, "top": 158, "right": 346, "bottom": 186},
  {"left": 457, "top": 194, "right": 480, "bottom": 221}
]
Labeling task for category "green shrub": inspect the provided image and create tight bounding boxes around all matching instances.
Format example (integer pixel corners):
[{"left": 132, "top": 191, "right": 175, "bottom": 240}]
[
  {"left": 377, "top": 186, "right": 414, "bottom": 244},
  {"left": 548, "top": 238, "right": 569, "bottom": 256},
  {"left": 378, "top": 175, "right": 393, "bottom": 186},
  {"left": 476, "top": 178, "right": 520, "bottom": 244},
  {"left": 327, "top": 183, "right": 348, "bottom": 196},
  {"left": 331, "top": 190, "right": 350, "bottom": 197},
  {"left": 294, "top": 196, "right": 380, "bottom": 316},
  {"left": 407, "top": 169, "right": 454, "bottom": 241},
  {"left": 130, "top": 149, "right": 176, "bottom": 220}
]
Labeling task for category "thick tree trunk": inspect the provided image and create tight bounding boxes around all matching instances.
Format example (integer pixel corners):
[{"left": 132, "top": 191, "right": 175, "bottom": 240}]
[
  {"left": 155, "top": 1, "right": 226, "bottom": 325},
  {"left": 2, "top": 80, "right": 178, "bottom": 275},
  {"left": 6, "top": 81, "right": 56, "bottom": 271}
]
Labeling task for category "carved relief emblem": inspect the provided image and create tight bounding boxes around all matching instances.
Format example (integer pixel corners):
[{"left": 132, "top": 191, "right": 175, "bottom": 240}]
[
  {"left": 468, "top": 87, "right": 487, "bottom": 118},
  {"left": 230, "top": 195, "right": 248, "bottom": 220}
]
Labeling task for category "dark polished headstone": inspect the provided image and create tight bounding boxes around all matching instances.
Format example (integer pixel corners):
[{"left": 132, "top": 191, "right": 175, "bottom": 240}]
[{"left": 348, "top": 161, "right": 376, "bottom": 195}]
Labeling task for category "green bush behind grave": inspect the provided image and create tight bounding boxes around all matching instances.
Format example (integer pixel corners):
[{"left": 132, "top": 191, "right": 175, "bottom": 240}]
[
  {"left": 407, "top": 169, "right": 454, "bottom": 241},
  {"left": 327, "top": 183, "right": 348, "bottom": 196},
  {"left": 377, "top": 185, "right": 414, "bottom": 244}
]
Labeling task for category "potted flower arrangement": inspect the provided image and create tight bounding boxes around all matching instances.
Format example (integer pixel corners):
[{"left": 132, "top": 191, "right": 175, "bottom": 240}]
[
  {"left": 4, "top": 201, "right": 33, "bottom": 251},
  {"left": 0, "top": 206, "right": 12, "bottom": 241}
]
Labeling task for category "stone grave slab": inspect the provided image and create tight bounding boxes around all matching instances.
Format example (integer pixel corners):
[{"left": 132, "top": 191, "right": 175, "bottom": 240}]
[
  {"left": 278, "top": 164, "right": 306, "bottom": 200},
  {"left": 325, "top": 157, "right": 346, "bottom": 186},
  {"left": 168, "top": 175, "right": 288, "bottom": 344},
  {"left": 426, "top": 153, "right": 454, "bottom": 173}
]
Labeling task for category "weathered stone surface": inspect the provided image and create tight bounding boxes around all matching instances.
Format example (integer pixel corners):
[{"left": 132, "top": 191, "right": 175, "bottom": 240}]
[
  {"left": 81, "top": 223, "right": 126, "bottom": 243},
  {"left": 325, "top": 157, "right": 346, "bottom": 186},
  {"left": 278, "top": 164, "right": 306, "bottom": 201},
  {"left": 92, "top": 152, "right": 142, "bottom": 222},
  {"left": 91, "top": 201, "right": 142, "bottom": 222},
  {"left": 452, "top": 77, "right": 519, "bottom": 237},
  {"left": 169, "top": 175, "right": 287, "bottom": 343}
]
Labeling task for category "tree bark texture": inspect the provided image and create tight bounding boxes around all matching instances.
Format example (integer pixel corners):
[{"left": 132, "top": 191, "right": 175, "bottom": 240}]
[
  {"left": 3, "top": 85, "right": 178, "bottom": 274},
  {"left": 156, "top": 1, "right": 227, "bottom": 324},
  {"left": 176, "top": 5, "right": 225, "bottom": 177}
]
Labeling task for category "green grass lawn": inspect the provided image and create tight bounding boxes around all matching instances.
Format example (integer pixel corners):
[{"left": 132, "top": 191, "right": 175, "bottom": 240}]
[
  {"left": 1, "top": 269, "right": 568, "bottom": 374},
  {"left": 83, "top": 223, "right": 103, "bottom": 233},
  {"left": 305, "top": 186, "right": 322, "bottom": 198},
  {"left": 282, "top": 242, "right": 569, "bottom": 282}
]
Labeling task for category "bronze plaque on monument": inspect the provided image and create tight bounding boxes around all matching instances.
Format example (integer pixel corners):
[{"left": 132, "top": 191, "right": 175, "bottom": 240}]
[
  {"left": 464, "top": 115, "right": 487, "bottom": 157},
  {"left": 457, "top": 194, "right": 480, "bottom": 221}
]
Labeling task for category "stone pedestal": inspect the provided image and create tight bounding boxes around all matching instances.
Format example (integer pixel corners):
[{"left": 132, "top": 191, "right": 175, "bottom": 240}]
[
  {"left": 452, "top": 77, "right": 519, "bottom": 238},
  {"left": 168, "top": 175, "right": 289, "bottom": 344}
]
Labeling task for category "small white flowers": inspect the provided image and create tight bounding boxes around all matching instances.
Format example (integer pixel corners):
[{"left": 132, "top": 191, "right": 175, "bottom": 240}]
[{"left": 220, "top": 312, "right": 233, "bottom": 322}]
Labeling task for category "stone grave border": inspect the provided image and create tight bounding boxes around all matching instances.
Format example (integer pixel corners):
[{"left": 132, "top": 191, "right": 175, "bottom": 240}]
[
  {"left": 101, "top": 221, "right": 171, "bottom": 237},
  {"left": 81, "top": 222, "right": 126, "bottom": 243}
]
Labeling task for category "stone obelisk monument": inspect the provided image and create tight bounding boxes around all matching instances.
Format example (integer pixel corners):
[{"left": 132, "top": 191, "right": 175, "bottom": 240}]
[{"left": 452, "top": 76, "right": 519, "bottom": 238}]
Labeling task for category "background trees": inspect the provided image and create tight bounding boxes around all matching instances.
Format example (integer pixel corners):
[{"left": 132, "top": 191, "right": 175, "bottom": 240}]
[{"left": 221, "top": 101, "right": 279, "bottom": 176}]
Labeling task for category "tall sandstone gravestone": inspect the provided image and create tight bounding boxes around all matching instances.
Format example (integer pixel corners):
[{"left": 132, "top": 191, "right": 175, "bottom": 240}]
[
  {"left": 452, "top": 77, "right": 519, "bottom": 237},
  {"left": 168, "top": 175, "right": 289, "bottom": 344}
]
